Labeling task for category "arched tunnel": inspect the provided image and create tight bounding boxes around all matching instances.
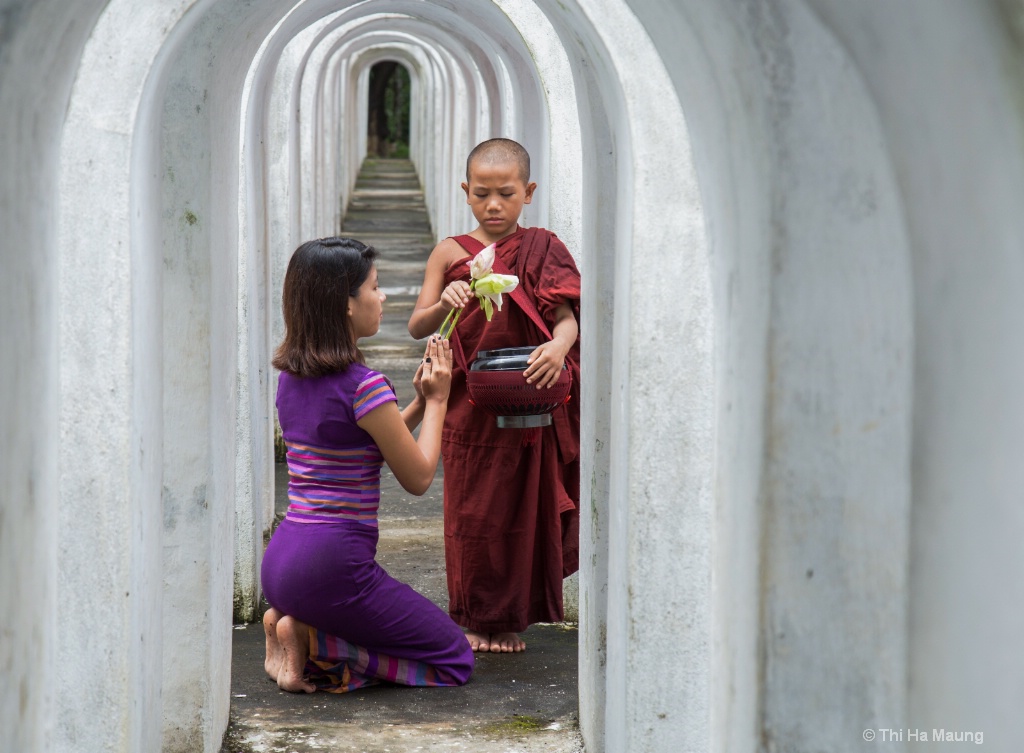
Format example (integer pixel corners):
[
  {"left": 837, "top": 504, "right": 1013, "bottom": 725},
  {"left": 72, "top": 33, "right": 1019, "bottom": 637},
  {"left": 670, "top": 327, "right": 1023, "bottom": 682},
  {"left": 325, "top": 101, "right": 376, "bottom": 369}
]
[{"left": 4, "top": 1, "right": 1024, "bottom": 751}]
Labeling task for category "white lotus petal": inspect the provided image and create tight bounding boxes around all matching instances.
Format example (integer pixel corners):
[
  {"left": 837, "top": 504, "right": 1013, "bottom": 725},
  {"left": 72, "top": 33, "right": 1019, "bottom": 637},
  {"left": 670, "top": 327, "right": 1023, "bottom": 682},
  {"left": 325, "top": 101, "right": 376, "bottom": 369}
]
[{"left": 469, "top": 244, "right": 496, "bottom": 279}]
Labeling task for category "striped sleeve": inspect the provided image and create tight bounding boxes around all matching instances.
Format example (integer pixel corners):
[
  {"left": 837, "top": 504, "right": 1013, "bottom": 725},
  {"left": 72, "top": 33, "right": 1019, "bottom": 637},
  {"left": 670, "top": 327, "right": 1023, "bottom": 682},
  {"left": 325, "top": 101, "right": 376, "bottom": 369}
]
[{"left": 353, "top": 372, "right": 397, "bottom": 420}]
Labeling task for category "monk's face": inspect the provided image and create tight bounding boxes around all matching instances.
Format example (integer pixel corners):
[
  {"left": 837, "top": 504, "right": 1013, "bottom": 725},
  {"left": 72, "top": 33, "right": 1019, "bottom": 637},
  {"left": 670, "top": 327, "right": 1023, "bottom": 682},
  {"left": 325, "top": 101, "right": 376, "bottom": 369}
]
[{"left": 461, "top": 159, "right": 537, "bottom": 242}]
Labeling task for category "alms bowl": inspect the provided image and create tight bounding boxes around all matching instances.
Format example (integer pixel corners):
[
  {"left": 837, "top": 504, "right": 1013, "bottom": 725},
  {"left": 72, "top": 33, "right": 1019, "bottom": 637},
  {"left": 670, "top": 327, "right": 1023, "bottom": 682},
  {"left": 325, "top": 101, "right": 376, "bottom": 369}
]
[{"left": 467, "top": 347, "right": 571, "bottom": 428}]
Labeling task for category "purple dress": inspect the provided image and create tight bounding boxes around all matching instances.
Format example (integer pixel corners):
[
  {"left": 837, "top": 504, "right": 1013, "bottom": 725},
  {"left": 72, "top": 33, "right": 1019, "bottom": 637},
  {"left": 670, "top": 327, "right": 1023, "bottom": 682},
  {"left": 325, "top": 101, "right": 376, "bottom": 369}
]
[{"left": 261, "top": 363, "right": 473, "bottom": 692}]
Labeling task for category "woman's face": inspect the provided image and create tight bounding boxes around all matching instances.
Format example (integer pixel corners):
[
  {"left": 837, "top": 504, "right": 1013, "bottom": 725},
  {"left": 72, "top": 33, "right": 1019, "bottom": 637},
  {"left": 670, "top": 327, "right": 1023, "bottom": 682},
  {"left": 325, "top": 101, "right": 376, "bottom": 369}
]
[
  {"left": 347, "top": 264, "right": 385, "bottom": 339},
  {"left": 348, "top": 262, "right": 387, "bottom": 338}
]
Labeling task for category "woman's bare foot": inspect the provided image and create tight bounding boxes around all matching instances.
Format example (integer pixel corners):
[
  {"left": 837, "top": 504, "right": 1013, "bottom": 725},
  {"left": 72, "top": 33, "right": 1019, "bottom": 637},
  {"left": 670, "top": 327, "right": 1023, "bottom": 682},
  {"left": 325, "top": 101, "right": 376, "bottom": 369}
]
[
  {"left": 465, "top": 629, "right": 490, "bottom": 652},
  {"left": 275, "top": 615, "right": 315, "bottom": 693},
  {"left": 263, "top": 608, "right": 285, "bottom": 681},
  {"left": 489, "top": 632, "right": 526, "bottom": 653}
]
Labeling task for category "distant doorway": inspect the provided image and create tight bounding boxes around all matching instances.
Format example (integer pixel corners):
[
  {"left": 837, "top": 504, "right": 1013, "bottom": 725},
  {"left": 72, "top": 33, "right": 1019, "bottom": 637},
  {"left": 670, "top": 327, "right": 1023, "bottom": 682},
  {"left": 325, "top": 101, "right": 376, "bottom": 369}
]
[{"left": 367, "top": 61, "right": 411, "bottom": 158}]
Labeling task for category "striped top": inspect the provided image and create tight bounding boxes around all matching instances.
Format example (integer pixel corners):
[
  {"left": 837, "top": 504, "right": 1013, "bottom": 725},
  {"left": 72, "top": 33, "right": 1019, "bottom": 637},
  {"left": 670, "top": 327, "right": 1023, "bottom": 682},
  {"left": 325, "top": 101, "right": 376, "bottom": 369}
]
[{"left": 276, "top": 366, "right": 398, "bottom": 527}]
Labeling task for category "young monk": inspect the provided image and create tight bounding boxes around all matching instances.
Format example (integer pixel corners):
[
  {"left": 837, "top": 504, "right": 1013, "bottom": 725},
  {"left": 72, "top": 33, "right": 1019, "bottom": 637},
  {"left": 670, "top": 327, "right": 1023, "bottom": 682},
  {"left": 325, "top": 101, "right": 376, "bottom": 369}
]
[{"left": 408, "top": 138, "right": 581, "bottom": 653}]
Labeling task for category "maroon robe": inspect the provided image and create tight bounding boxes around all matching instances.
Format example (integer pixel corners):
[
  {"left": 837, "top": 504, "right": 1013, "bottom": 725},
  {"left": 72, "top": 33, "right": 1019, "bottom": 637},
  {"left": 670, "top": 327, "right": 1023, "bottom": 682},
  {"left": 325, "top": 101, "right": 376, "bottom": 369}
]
[{"left": 442, "top": 227, "right": 581, "bottom": 634}]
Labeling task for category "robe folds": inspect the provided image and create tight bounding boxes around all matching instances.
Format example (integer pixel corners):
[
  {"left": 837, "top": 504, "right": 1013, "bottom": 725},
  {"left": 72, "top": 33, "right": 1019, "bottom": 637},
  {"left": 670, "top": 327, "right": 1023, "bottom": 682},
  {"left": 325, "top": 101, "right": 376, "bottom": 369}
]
[{"left": 441, "top": 226, "right": 581, "bottom": 634}]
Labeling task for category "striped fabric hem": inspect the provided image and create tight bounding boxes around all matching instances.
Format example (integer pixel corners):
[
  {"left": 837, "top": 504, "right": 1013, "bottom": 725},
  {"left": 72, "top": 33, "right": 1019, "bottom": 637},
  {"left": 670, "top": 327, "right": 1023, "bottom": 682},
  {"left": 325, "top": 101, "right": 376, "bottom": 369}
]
[{"left": 304, "top": 627, "right": 461, "bottom": 693}]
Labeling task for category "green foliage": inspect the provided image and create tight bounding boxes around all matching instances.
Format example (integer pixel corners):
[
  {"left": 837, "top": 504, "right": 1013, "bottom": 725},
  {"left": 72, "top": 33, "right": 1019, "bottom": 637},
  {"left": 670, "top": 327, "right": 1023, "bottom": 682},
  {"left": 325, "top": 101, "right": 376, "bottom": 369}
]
[
  {"left": 368, "top": 61, "right": 411, "bottom": 156},
  {"left": 384, "top": 63, "right": 410, "bottom": 146}
]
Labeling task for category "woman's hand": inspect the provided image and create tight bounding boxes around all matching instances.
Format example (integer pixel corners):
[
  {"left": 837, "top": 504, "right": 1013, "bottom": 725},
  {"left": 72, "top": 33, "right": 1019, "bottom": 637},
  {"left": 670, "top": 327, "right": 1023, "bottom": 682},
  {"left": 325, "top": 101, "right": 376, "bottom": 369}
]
[
  {"left": 440, "top": 280, "right": 473, "bottom": 312},
  {"left": 418, "top": 337, "right": 453, "bottom": 401},
  {"left": 412, "top": 360, "right": 425, "bottom": 402},
  {"left": 524, "top": 340, "right": 569, "bottom": 389},
  {"left": 360, "top": 337, "right": 452, "bottom": 496}
]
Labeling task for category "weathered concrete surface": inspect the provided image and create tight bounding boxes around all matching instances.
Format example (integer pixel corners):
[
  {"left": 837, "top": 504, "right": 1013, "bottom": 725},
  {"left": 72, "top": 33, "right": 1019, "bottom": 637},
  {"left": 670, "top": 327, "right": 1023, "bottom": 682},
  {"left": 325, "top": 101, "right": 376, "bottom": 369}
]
[
  {"left": 222, "top": 159, "right": 582, "bottom": 753},
  {"left": 7, "top": 3, "right": 1020, "bottom": 749}
]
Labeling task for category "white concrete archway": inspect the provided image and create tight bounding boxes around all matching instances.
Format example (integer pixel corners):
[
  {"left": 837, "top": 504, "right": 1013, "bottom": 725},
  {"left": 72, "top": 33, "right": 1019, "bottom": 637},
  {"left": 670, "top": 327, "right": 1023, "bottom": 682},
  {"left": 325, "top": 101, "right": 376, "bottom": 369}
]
[
  {"left": 234, "top": 1, "right": 569, "bottom": 631},
  {"left": 48, "top": 1, "right": 704, "bottom": 749},
  {"left": 4, "top": 1, "right": 1024, "bottom": 752}
]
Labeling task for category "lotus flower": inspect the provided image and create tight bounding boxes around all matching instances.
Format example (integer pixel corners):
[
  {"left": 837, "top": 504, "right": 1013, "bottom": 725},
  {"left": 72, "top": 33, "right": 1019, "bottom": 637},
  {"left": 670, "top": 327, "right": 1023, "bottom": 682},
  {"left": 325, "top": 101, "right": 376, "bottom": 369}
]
[
  {"left": 438, "top": 244, "right": 520, "bottom": 338},
  {"left": 472, "top": 272, "right": 519, "bottom": 320},
  {"left": 469, "top": 243, "right": 497, "bottom": 280}
]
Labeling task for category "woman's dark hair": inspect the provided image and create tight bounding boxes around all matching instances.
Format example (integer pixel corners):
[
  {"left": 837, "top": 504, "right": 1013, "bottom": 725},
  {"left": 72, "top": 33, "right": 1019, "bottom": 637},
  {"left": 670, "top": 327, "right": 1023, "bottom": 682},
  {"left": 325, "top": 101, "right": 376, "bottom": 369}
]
[{"left": 273, "top": 237, "right": 377, "bottom": 377}]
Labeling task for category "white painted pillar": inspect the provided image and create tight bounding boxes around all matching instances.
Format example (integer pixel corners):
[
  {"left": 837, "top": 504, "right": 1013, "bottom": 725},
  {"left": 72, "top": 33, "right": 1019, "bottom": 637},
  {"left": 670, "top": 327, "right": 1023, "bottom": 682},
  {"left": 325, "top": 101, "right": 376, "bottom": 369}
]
[
  {"left": 408, "top": 55, "right": 425, "bottom": 172},
  {"left": 758, "top": 6, "right": 913, "bottom": 747},
  {"left": 263, "top": 18, "right": 334, "bottom": 382},
  {"left": 597, "top": 6, "right": 714, "bottom": 751},
  {"left": 424, "top": 53, "right": 445, "bottom": 232},
  {"left": 537, "top": 3, "right": 716, "bottom": 751},
  {"left": 613, "top": 5, "right": 775, "bottom": 749},
  {"left": 0, "top": 2, "right": 107, "bottom": 751},
  {"left": 56, "top": 1, "right": 200, "bottom": 749},
  {"left": 532, "top": 7, "right": 620, "bottom": 748},
  {"left": 56, "top": 1, "right": 289, "bottom": 748},
  {"left": 298, "top": 26, "right": 326, "bottom": 240},
  {"left": 808, "top": 0, "right": 1024, "bottom": 740},
  {"left": 233, "top": 16, "right": 282, "bottom": 626},
  {"left": 152, "top": 1, "right": 288, "bottom": 744}
]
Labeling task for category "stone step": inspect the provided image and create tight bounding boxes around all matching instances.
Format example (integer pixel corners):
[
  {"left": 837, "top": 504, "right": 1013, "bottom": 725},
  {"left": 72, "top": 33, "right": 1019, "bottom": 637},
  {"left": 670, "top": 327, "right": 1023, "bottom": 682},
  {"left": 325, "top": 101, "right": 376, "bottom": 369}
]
[
  {"left": 342, "top": 159, "right": 434, "bottom": 338},
  {"left": 355, "top": 177, "right": 420, "bottom": 185},
  {"left": 344, "top": 158, "right": 433, "bottom": 364},
  {"left": 348, "top": 201, "right": 427, "bottom": 211}
]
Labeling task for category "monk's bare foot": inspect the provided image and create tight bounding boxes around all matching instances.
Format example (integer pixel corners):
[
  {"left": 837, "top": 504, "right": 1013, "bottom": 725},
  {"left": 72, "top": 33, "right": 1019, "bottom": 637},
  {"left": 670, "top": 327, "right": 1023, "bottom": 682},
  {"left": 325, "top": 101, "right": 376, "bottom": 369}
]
[
  {"left": 275, "top": 615, "right": 315, "bottom": 693},
  {"left": 465, "top": 629, "right": 490, "bottom": 652},
  {"left": 489, "top": 632, "right": 526, "bottom": 653},
  {"left": 263, "top": 608, "right": 284, "bottom": 681}
]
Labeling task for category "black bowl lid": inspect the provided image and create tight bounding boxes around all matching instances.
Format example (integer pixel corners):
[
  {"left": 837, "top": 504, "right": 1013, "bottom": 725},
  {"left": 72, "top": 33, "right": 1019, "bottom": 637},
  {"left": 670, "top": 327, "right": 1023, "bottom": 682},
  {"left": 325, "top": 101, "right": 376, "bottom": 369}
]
[{"left": 476, "top": 347, "right": 536, "bottom": 359}]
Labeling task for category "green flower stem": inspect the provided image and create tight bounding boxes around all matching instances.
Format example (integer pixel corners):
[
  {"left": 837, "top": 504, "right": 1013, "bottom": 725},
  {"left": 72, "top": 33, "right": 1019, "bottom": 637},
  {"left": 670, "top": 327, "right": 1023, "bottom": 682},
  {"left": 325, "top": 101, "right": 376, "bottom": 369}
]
[
  {"left": 439, "top": 308, "right": 462, "bottom": 340},
  {"left": 438, "top": 309, "right": 456, "bottom": 339},
  {"left": 438, "top": 280, "right": 475, "bottom": 339}
]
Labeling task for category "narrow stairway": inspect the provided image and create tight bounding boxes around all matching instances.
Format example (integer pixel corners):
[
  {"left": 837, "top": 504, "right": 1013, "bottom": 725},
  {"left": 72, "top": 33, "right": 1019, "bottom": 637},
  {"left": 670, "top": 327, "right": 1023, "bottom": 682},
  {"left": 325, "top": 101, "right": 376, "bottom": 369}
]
[{"left": 342, "top": 158, "right": 435, "bottom": 376}]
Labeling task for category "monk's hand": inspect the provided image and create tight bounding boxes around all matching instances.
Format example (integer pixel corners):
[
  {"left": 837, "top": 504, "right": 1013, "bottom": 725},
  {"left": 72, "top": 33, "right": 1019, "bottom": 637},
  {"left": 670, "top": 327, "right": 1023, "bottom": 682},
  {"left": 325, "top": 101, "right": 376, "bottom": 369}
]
[
  {"left": 420, "top": 337, "right": 453, "bottom": 401},
  {"left": 524, "top": 340, "right": 568, "bottom": 389},
  {"left": 440, "top": 280, "right": 473, "bottom": 312}
]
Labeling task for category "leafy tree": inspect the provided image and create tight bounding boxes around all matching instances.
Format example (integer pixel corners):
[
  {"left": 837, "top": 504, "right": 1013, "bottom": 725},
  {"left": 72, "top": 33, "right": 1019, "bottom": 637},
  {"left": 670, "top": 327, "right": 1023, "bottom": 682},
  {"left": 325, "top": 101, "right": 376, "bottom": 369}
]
[{"left": 368, "top": 62, "right": 410, "bottom": 157}]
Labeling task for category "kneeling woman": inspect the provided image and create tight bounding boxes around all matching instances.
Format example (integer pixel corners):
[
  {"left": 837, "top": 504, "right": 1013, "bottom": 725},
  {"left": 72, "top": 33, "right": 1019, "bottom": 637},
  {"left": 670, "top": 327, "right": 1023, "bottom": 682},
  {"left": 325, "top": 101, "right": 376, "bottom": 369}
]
[{"left": 262, "top": 237, "right": 472, "bottom": 693}]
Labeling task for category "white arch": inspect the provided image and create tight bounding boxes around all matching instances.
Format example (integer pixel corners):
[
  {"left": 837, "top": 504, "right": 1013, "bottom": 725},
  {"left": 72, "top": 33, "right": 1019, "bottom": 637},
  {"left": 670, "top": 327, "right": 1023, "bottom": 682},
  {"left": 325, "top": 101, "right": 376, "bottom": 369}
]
[
  {"left": 36, "top": 0, "right": 678, "bottom": 748},
  {"left": 6, "top": 1, "right": 1024, "bottom": 752},
  {"left": 531, "top": 2, "right": 714, "bottom": 749},
  {"left": 0, "top": 2, "right": 110, "bottom": 749},
  {"left": 263, "top": 0, "right": 555, "bottom": 244},
  {"left": 233, "top": 3, "right": 572, "bottom": 633},
  {"left": 347, "top": 47, "right": 433, "bottom": 184},
  {"left": 325, "top": 25, "right": 473, "bottom": 235}
]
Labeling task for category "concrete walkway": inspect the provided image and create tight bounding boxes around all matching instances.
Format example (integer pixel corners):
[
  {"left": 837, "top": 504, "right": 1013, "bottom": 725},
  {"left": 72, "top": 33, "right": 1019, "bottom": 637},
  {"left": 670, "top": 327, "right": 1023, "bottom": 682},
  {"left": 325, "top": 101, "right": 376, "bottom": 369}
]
[{"left": 222, "top": 159, "right": 583, "bottom": 753}]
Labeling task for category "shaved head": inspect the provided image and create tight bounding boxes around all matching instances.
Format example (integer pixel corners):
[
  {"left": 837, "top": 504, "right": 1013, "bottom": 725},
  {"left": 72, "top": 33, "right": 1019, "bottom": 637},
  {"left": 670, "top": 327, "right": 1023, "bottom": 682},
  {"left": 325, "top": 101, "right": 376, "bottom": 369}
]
[{"left": 466, "top": 138, "right": 531, "bottom": 183}]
